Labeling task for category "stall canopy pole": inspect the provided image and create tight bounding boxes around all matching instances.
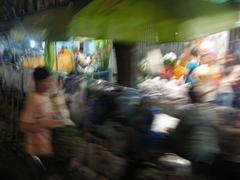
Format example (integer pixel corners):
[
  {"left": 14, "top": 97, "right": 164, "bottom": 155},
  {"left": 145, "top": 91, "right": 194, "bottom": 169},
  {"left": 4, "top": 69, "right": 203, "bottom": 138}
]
[
  {"left": 44, "top": 40, "right": 56, "bottom": 71},
  {"left": 114, "top": 43, "right": 137, "bottom": 87}
]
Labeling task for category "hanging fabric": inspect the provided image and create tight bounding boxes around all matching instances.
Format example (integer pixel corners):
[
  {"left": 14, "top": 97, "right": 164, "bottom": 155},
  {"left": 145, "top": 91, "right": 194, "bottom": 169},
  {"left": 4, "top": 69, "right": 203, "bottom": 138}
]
[{"left": 44, "top": 40, "right": 56, "bottom": 71}]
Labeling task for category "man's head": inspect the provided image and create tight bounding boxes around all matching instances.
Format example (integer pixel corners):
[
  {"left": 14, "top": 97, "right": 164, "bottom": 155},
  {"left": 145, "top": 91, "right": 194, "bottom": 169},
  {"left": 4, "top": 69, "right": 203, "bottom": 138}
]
[
  {"left": 33, "top": 66, "right": 54, "bottom": 92},
  {"left": 200, "top": 50, "right": 216, "bottom": 65},
  {"left": 190, "top": 48, "right": 199, "bottom": 59}
]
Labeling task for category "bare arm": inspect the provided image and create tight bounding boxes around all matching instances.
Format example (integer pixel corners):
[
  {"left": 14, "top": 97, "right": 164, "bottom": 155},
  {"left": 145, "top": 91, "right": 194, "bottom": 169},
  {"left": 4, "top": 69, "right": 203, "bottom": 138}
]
[
  {"left": 21, "top": 117, "right": 61, "bottom": 132},
  {"left": 198, "top": 87, "right": 218, "bottom": 99},
  {"left": 38, "top": 118, "right": 62, "bottom": 128},
  {"left": 182, "top": 68, "right": 190, "bottom": 77}
]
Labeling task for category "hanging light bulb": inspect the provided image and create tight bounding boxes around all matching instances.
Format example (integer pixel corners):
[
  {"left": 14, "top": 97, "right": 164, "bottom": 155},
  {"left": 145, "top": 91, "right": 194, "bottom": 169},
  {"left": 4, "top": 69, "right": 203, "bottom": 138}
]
[{"left": 30, "top": 40, "right": 36, "bottom": 48}]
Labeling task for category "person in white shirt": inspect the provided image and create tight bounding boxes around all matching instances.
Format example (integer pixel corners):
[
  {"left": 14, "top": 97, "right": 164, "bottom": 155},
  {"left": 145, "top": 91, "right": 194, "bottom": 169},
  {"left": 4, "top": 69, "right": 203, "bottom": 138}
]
[{"left": 192, "top": 50, "right": 218, "bottom": 103}]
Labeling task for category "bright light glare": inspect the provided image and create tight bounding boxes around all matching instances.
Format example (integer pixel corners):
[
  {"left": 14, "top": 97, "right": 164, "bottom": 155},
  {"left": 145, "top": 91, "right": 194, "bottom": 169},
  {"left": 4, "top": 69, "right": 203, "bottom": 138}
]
[
  {"left": 30, "top": 40, "right": 36, "bottom": 48},
  {"left": 151, "top": 113, "right": 180, "bottom": 134},
  {"left": 42, "top": 42, "right": 45, "bottom": 49},
  {"left": 200, "top": 40, "right": 213, "bottom": 50}
]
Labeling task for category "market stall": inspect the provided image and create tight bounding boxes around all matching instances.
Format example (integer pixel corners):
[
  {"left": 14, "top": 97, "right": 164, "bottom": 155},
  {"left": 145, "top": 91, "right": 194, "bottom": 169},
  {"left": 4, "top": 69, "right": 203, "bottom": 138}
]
[{"left": 0, "top": 0, "right": 239, "bottom": 179}]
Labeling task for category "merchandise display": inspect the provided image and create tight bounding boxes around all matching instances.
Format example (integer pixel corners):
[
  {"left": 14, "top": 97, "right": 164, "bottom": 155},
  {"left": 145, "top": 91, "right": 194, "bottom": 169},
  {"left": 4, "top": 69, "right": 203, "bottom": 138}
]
[
  {"left": 138, "top": 77, "right": 189, "bottom": 101},
  {"left": 0, "top": 64, "right": 34, "bottom": 94},
  {"left": 0, "top": 30, "right": 240, "bottom": 180},
  {"left": 0, "top": 61, "right": 239, "bottom": 179},
  {"left": 51, "top": 68, "right": 239, "bottom": 179},
  {"left": 172, "top": 104, "right": 220, "bottom": 164},
  {"left": 0, "top": 0, "right": 239, "bottom": 178},
  {"left": 59, "top": 74, "right": 194, "bottom": 179},
  {"left": 22, "top": 56, "right": 44, "bottom": 69}
]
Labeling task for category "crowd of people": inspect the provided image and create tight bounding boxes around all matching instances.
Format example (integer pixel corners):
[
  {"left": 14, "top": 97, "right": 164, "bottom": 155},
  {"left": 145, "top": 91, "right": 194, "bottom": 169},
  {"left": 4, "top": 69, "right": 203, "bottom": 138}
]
[
  {"left": 160, "top": 46, "right": 240, "bottom": 108},
  {"left": 12, "top": 42, "right": 240, "bottom": 179}
]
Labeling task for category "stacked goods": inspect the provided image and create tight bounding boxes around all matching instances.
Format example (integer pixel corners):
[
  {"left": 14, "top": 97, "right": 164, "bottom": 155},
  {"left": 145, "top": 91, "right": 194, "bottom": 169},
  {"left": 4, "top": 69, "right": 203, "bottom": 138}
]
[
  {"left": 0, "top": 65, "right": 15, "bottom": 91},
  {"left": 87, "top": 123, "right": 130, "bottom": 157},
  {"left": 21, "top": 57, "right": 44, "bottom": 69},
  {"left": 218, "top": 127, "right": 240, "bottom": 156},
  {"left": 76, "top": 83, "right": 143, "bottom": 179},
  {"left": 51, "top": 92, "right": 87, "bottom": 171},
  {"left": 0, "top": 65, "right": 34, "bottom": 94},
  {"left": 148, "top": 99, "right": 187, "bottom": 117},
  {"left": 58, "top": 75, "right": 196, "bottom": 179},
  {"left": 115, "top": 88, "right": 142, "bottom": 122},
  {"left": 138, "top": 77, "right": 189, "bottom": 102},
  {"left": 52, "top": 126, "right": 86, "bottom": 161},
  {"left": 172, "top": 104, "right": 220, "bottom": 164},
  {"left": 210, "top": 106, "right": 240, "bottom": 157},
  {"left": 213, "top": 106, "right": 240, "bottom": 126},
  {"left": 87, "top": 143, "right": 127, "bottom": 180},
  {"left": 85, "top": 82, "right": 142, "bottom": 125}
]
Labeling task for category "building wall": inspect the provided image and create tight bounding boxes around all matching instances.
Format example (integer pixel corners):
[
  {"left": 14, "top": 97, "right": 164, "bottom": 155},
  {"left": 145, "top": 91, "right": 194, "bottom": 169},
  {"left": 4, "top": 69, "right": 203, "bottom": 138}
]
[{"left": 202, "top": 31, "right": 229, "bottom": 59}]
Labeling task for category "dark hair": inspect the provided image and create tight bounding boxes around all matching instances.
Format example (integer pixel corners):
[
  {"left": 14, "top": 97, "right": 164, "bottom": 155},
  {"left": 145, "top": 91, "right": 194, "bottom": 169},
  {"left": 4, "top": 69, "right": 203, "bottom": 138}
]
[
  {"left": 33, "top": 66, "right": 51, "bottom": 82},
  {"left": 188, "top": 86, "right": 199, "bottom": 103},
  {"left": 190, "top": 48, "right": 199, "bottom": 57},
  {"left": 79, "top": 46, "right": 84, "bottom": 52}
]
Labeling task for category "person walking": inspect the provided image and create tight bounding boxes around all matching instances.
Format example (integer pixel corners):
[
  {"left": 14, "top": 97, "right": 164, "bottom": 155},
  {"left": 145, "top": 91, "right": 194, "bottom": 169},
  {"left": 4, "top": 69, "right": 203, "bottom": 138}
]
[{"left": 21, "top": 66, "right": 62, "bottom": 175}]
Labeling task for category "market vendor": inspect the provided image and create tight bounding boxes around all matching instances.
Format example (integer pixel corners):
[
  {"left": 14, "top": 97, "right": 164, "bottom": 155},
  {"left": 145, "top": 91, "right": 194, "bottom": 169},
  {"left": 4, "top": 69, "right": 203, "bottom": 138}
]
[
  {"left": 183, "top": 48, "right": 200, "bottom": 85},
  {"left": 161, "top": 52, "right": 177, "bottom": 80},
  {"left": 192, "top": 50, "right": 218, "bottom": 103},
  {"left": 20, "top": 67, "right": 62, "bottom": 173}
]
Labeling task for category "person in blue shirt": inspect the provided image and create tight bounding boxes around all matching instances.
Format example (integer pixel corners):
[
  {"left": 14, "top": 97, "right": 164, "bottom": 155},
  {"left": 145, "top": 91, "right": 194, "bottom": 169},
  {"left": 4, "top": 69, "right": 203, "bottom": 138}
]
[{"left": 183, "top": 48, "right": 200, "bottom": 85}]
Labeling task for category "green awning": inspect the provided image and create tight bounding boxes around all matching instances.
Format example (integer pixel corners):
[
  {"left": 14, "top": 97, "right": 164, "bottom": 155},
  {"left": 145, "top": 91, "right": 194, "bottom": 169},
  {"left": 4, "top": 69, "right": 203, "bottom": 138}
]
[
  {"left": 68, "top": 0, "right": 239, "bottom": 42},
  {"left": 10, "top": 0, "right": 240, "bottom": 43}
]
